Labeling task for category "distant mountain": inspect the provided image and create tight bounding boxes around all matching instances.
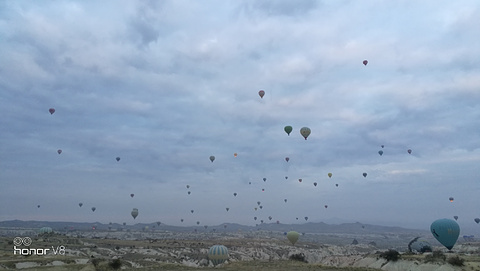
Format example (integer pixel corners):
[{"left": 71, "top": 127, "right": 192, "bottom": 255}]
[{"left": 0, "top": 220, "right": 428, "bottom": 235}]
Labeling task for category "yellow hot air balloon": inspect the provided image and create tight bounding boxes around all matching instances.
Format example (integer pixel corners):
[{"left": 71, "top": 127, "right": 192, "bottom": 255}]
[
  {"left": 287, "top": 231, "right": 300, "bottom": 245},
  {"left": 328, "top": 173, "right": 332, "bottom": 178},
  {"left": 300, "top": 127, "right": 311, "bottom": 140}
]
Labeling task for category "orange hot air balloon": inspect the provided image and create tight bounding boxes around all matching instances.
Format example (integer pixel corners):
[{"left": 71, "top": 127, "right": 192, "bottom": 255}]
[{"left": 258, "top": 90, "right": 265, "bottom": 98}]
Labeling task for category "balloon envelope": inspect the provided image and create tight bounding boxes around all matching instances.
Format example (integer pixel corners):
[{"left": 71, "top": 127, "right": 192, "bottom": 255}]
[
  {"left": 430, "top": 218, "right": 460, "bottom": 250},
  {"left": 363, "top": 173, "right": 367, "bottom": 178},
  {"left": 131, "top": 208, "right": 139, "bottom": 219},
  {"left": 363, "top": 60, "right": 368, "bottom": 66},
  {"left": 116, "top": 157, "right": 120, "bottom": 161},
  {"left": 57, "top": 149, "right": 62, "bottom": 154},
  {"left": 208, "top": 245, "right": 229, "bottom": 266},
  {"left": 378, "top": 150, "right": 383, "bottom": 156},
  {"left": 79, "top": 203, "right": 83, "bottom": 207},
  {"left": 287, "top": 231, "right": 300, "bottom": 245},
  {"left": 408, "top": 149, "right": 412, "bottom": 154},
  {"left": 209, "top": 155, "right": 215, "bottom": 162},
  {"left": 258, "top": 90, "right": 265, "bottom": 98},
  {"left": 284, "top": 126, "right": 293, "bottom": 135},
  {"left": 49, "top": 108, "right": 55, "bottom": 114},
  {"left": 300, "top": 127, "right": 311, "bottom": 140},
  {"left": 91, "top": 207, "right": 96, "bottom": 212},
  {"left": 475, "top": 218, "right": 480, "bottom": 224},
  {"left": 328, "top": 173, "right": 332, "bottom": 178}
]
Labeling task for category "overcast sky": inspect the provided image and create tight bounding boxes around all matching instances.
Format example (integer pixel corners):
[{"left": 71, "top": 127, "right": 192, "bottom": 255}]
[{"left": 1, "top": 0, "right": 479, "bottom": 232}]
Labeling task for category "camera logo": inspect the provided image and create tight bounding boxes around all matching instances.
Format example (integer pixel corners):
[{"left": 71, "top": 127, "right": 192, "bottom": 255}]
[{"left": 13, "top": 237, "right": 65, "bottom": 256}]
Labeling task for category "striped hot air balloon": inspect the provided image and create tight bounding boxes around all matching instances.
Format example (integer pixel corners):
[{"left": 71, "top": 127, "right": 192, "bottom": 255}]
[{"left": 208, "top": 245, "right": 229, "bottom": 266}]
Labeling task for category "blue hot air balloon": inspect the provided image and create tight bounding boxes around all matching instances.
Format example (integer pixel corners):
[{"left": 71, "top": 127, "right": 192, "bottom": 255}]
[
  {"left": 208, "top": 245, "right": 229, "bottom": 266},
  {"left": 430, "top": 218, "right": 460, "bottom": 250}
]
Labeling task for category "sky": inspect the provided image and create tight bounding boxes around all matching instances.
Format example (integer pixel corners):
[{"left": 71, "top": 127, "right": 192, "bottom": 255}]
[{"left": 1, "top": 0, "right": 480, "bottom": 232}]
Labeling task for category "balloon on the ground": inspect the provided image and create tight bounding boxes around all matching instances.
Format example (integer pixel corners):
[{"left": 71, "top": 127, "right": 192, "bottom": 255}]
[
  {"left": 208, "top": 245, "right": 229, "bottom": 266},
  {"left": 287, "top": 231, "right": 300, "bottom": 245},
  {"left": 430, "top": 218, "right": 460, "bottom": 250},
  {"left": 408, "top": 237, "right": 432, "bottom": 253}
]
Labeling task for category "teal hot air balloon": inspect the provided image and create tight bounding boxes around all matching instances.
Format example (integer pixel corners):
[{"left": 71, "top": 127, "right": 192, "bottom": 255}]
[
  {"left": 208, "top": 245, "right": 229, "bottom": 266},
  {"left": 284, "top": 126, "right": 293, "bottom": 136},
  {"left": 287, "top": 231, "right": 300, "bottom": 245},
  {"left": 430, "top": 218, "right": 460, "bottom": 250}
]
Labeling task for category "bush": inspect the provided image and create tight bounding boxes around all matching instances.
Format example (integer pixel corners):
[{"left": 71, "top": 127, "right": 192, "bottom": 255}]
[
  {"left": 380, "top": 249, "right": 400, "bottom": 262},
  {"left": 289, "top": 253, "right": 307, "bottom": 262},
  {"left": 447, "top": 255, "right": 464, "bottom": 266},
  {"left": 424, "top": 250, "right": 446, "bottom": 263},
  {"left": 108, "top": 259, "right": 122, "bottom": 270}
]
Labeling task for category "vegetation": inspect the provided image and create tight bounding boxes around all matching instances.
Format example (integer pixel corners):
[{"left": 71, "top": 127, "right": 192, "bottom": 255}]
[
  {"left": 379, "top": 249, "right": 400, "bottom": 262},
  {"left": 289, "top": 253, "right": 307, "bottom": 263},
  {"left": 447, "top": 255, "right": 465, "bottom": 266},
  {"left": 424, "top": 250, "right": 446, "bottom": 263}
]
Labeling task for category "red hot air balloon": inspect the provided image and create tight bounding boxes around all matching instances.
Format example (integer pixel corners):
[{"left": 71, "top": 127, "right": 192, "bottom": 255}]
[
  {"left": 57, "top": 149, "right": 62, "bottom": 154},
  {"left": 285, "top": 157, "right": 289, "bottom": 162},
  {"left": 49, "top": 108, "right": 55, "bottom": 114},
  {"left": 258, "top": 90, "right": 265, "bottom": 98},
  {"left": 363, "top": 60, "right": 368, "bottom": 66}
]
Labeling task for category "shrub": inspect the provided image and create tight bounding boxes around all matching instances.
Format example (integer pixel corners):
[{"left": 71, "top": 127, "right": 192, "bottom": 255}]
[
  {"left": 380, "top": 249, "right": 400, "bottom": 262},
  {"left": 424, "top": 250, "right": 446, "bottom": 263},
  {"left": 289, "top": 253, "right": 307, "bottom": 262},
  {"left": 447, "top": 255, "right": 464, "bottom": 266},
  {"left": 109, "top": 259, "right": 122, "bottom": 270}
]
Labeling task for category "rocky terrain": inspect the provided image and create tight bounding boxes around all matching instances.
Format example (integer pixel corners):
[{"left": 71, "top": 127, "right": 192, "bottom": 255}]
[{"left": 0, "top": 221, "right": 479, "bottom": 270}]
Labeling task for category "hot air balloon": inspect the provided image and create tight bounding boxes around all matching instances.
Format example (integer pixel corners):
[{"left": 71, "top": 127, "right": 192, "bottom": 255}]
[
  {"left": 131, "top": 208, "right": 139, "bottom": 219},
  {"left": 188, "top": 191, "right": 191, "bottom": 195},
  {"left": 233, "top": 193, "right": 237, "bottom": 197},
  {"left": 475, "top": 218, "right": 480, "bottom": 224},
  {"left": 208, "top": 245, "right": 229, "bottom": 266},
  {"left": 123, "top": 222, "right": 126, "bottom": 226},
  {"left": 258, "top": 90, "right": 265, "bottom": 98},
  {"left": 300, "top": 127, "right": 311, "bottom": 140},
  {"left": 263, "top": 177, "right": 266, "bottom": 182},
  {"left": 287, "top": 231, "right": 300, "bottom": 245},
  {"left": 313, "top": 182, "right": 317, "bottom": 187},
  {"left": 408, "top": 149, "right": 412, "bottom": 154},
  {"left": 378, "top": 150, "right": 383, "bottom": 156},
  {"left": 262, "top": 188, "right": 265, "bottom": 192},
  {"left": 186, "top": 185, "right": 190, "bottom": 189},
  {"left": 37, "top": 205, "right": 40, "bottom": 208},
  {"left": 257, "top": 201, "right": 261, "bottom": 205},
  {"left": 453, "top": 216, "right": 458, "bottom": 221},
  {"left": 181, "top": 219, "right": 184, "bottom": 222},
  {"left": 191, "top": 210, "right": 194, "bottom": 213},
  {"left": 197, "top": 221, "right": 200, "bottom": 225},
  {"left": 381, "top": 145, "right": 384, "bottom": 148},
  {"left": 130, "top": 193, "right": 134, "bottom": 198},
  {"left": 324, "top": 205, "right": 328, "bottom": 208},
  {"left": 116, "top": 157, "right": 120, "bottom": 161},
  {"left": 209, "top": 156, "right": 215, "bottom": 162},
  {"left": 254, "top": 217, "right": 257, "bottom": 221},
  {"left": 284, "top": 199, "right": 287, "bottom": 203},
  {"left": 226, "top": 207, "right": 229, "bottom": 212},
  {"left": 430, "top": 218, "right": 460, "bottom": 250},
  {"left": 157, "top": 222, "right": 161, "bottom": 226},
  {"left": 268, "top": 216, "right": 272, "bottom": 220},
  {"left": 328, "top": 173, "right": 332, "bottom": 178},
  {"left": 57, "top": 149, "right": 62, "bottom": 154},
  {"left": 298, "top": 178, "right": 302, "bottom": 183},
  {"left": 79, "top": 203, "right": 83, "bottom": 207},
  {"left": 49, "top": 108, "right": 55, "bottom": 114},
  {"left": 335, "top": 183, "right": 339, "bottom": 187},
  {"left": 285, "top": 176, "right": 288, "bottom": 179},
  {"left": 284, "top": 126, "right": 293, "bottom": 136},
  {"left": 449, "top": 197, "right": 454, "bottom": 202},
  {"left": 363, "top": 173, "right": 367, "bottom": 178},
  {"left": 285, "top": 157, "right": 290, "bottom": 162},
  {"left": 234, "top": 153, "right": 237, "bottom": 157},
  {"left": 91, "top": 207, "right": 96, "bottom": 212},
  {"left": 304, "top": 217, "right": 308, "bottom": 221},
  {"left": 363, "top": 60, "right": 368, "bottom": 66},
  {"left": 259, "top": 205, "right": 263, "bottom": 209}
]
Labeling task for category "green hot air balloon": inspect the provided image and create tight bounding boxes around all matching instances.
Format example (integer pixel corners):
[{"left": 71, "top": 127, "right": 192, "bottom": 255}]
[
  {"left": 208, "top": 245, "right": 229, "bottom": 266},
  {"left": 287, "top": 231, "right": 300, "bottom": 245},
  {"left": 284, "top": 126, "right": 293, "bottom": 136},
  {"left": 430, "top": 218, "right": 460, "bottom": 250},
  {"left": 300, "top": 127, "right": 311, "bottom": 140}
]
